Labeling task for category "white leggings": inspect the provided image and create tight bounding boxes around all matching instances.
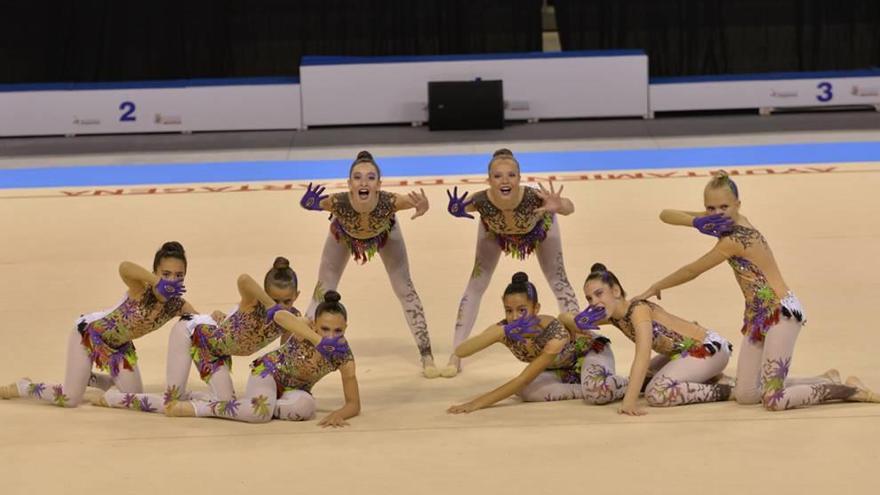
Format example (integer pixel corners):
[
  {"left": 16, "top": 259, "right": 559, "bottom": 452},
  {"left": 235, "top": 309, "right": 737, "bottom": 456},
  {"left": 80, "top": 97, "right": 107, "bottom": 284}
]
[
  {"left": 733, "top": 318, "right": 856, "bottom": 410},
  {"left": 518, "top": 347, "right": 628, "bottom": 404},
  {"left": 102, "top": 318, "right": 234, "bottom": 413},
  {"left": 188, "top": 374, "right": 317, "bottom": 423},
  {"left": 644, "top": 340, "right": 732, "bottom": 407},
  {"left": 453, "top": 220, "right": 579, "bottom": 352},
  {"left": 15, "top": 327, "right": 143, "bottom": 408},
  {"left": 306, "top": 222, "right": 433, "bottom": 359}
]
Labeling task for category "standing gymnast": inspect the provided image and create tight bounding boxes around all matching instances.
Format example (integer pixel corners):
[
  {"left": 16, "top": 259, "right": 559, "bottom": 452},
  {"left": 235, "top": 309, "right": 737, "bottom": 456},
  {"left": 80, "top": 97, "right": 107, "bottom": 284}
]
[
  {"left": 447, "top": 272, "right": 622, "bottom": 414},
  {"left": 443, "top": 148, "right": 579, "bottom": 377},
  {"left": 299, "top": 150, "right": 438, "bottom": 377},
  {"left": 635, "top": 172, "right": 879, "bottom": 410},
  {"left": 0, "top": 242, "right": 194, "bottom": 409},
  {"left": 166, "top": 291, "right": 360, "bottom": 427},
  {"left": 561, "top": 263, "right": 734, "bottom": 416},
  {"left": 93, "top": 257, "right": 299, "bottom": 413}
]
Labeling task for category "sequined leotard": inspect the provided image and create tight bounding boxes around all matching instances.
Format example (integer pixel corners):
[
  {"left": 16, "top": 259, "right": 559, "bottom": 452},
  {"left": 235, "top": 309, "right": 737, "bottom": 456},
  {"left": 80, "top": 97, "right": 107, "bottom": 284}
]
[
  {"left": 724, "top": 225, "right": 805, "bottom": 343},
  {"left": 78, "top": 289, "right": 185, "bottom": 377},
  {"left": 471, "top": 187, "right": 553, "bottom": 260},
  {"left": 251, "top": 335, "right": 354, "bottom": 397},
  {"left": 499, "top": 317, "right": 611, "bottom": 384},
  {"left": 190, "top": 305, "right": 301, "bottom": 381},
  {"left": 609, "top": 300, "right": 726, "bottom": 359},
  {"left": 328, "top": 191, "right": 397, "bottom": 263}
]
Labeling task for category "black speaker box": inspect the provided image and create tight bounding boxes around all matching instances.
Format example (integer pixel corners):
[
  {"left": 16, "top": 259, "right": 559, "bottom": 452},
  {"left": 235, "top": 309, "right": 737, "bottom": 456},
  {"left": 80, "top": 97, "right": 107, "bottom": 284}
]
[{"left": 428, "top": 80, "right": 504, "bottom": 131}]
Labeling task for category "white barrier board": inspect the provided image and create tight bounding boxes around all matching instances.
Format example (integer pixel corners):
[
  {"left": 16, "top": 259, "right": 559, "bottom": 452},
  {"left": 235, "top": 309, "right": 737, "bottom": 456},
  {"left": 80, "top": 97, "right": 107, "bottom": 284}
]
[
  {"left": 0, "top": 80, "right": 302, "bottom": 137},
  {"left": 650, "top": 72, "right": 880, "bottom": 113},
  {"left": 184, "top": 84, "right": 302, "bottom": 132},
  {"left": 300, "top": 51, "right": 649, "bottom": 126}
]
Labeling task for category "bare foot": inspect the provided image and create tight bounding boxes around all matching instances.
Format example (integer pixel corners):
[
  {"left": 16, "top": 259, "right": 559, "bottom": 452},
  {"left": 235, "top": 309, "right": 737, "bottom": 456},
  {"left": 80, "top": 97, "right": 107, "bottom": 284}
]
[
  {"left": 821, "top": 369, "right": 841, "bottom": 384},
  {"left": 845, "top": 376, "right": 880, "bottom": 403},
  {"left": 439, "top": 366, "right": 459, "bottom": 378},
  {"left": 440, "top": 355, "right": 461, "bottom": 378},
  {"left": 90, "top": 395, "right": 110, "bottom": 408},
  {"left": 165, "top": 401, "right": 196, "bottom": 417},
  {"left": 0, "top": 382, "right": 20, "bottom": 399},
  {"left": 422, "top": 356, "right": 440, "bottom": 379}
]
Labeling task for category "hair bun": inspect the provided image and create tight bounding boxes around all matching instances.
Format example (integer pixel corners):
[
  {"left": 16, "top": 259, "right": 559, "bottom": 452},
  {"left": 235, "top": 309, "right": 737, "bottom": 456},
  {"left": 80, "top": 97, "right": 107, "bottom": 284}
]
[
  {"left": 161, "top": 241, "right": 185, "bottom": 254},
  {"left": 493, "top": 148, "right": 513, "bottom": 158},
  {"left": 356, "top": 150, "right": 374, "bottom": 161},
  {"left": 323, "top": 290, "right": 342, "bottom": 304},
  {"left": 511, "top": 272, "right": 529, "bottom": 284},
  {"left": 590, "top": 263, "right": 607, "bottom": 273},
  {"left": 272, "top": 256, "right": 290, "bottom": 270}
]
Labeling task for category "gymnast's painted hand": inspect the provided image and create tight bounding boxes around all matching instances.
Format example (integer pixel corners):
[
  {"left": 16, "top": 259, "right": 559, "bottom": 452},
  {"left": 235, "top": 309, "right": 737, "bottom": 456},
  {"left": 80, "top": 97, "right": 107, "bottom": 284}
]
[
  {"left": 300, "top": 183, "right": 328, "bottom": 211},
  {"left": 408, "top": 188, "right": 430, "bottom": 220},
  {"left": 575, "top": 305, "right": 606, "bottom": 331},
  {"left": 534, "top": 181, "right": 565, "bottom": 214},
  {"left": 265, "top": 303, "right": 284, "bottom": 324},
  {"left": 446, "top": 186, "right": 474, "bottom": 219},
  {"left": 315, "top": 335, "right": 350, "bottom": 361},
  {"left": 211, "top": 310, "right": 227, "bottom": 323},
  {"left": 633, "top": 285, "right": 661, "bottom": 301},
  {"left": 318, "top": 411, "right": 350, "bottom": 428},
  {"left": 155, "top": 278, "right": 186, "bottom": 301},
  {"left": 618, "top": 398, "right": 646, "bottom": 416},
  {"left": 692, "top": 213, "right": 734, "bottom": 237},
  {"left": 503, "top": 314, "right": 542, "bottom": 342},
  {"left": 447, "top": 400, "right": 480, "bottom": 414}
]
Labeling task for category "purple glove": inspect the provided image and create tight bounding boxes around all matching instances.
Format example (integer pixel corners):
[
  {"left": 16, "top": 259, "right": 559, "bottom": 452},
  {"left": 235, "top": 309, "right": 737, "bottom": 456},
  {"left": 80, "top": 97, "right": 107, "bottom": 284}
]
[
  {"left": 155, "top": 278, "right": 186, "bottom": 299},
  {"left": 446, "top": 186, "right": 475, "bottom": 219},
  {"left": 265, "top": 303, "right": 284, "bottom": 323},
  {"left": 300, "top": 183, "right": 328, "bottom": 211},
  {"left": 315, "top": 335, "right": 350, "bottom": 361},
  {"left": 503, "top": 314, "right": 542, "bottom": 342},
  {"left": 575, "top": 306, "right": 606, "bottom": 331},
  {"left": 692, "top": 214, "right": 734, "bottom": 237}
]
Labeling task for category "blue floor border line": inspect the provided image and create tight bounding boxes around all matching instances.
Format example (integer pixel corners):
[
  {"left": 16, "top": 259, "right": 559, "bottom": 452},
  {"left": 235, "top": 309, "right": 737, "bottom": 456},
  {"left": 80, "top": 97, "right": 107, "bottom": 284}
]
[{"left": 2, "top": 141, "right": 880, "bottom": 189}]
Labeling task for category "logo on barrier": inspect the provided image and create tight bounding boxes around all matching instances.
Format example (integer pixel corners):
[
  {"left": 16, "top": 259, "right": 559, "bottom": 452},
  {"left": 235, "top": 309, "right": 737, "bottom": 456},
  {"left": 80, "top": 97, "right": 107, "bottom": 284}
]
[
  {"left": 852, "top": 85, "right": 879, "bottom": 97},
  {"left": 155, "top": 113, "right": 182, "bottom": 125},
  {"left": 770, "top": 89, "right": 798, "bottom": 98},
  {"left": 73, "top": 117, "right": 101, "bottom": 125}
]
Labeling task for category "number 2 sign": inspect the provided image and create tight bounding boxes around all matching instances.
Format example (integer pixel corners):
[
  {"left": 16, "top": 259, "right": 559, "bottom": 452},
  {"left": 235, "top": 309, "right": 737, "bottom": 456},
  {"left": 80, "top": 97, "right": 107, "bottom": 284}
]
[{"left": 119, "top": 101, "right": 137, "bottom": 122}]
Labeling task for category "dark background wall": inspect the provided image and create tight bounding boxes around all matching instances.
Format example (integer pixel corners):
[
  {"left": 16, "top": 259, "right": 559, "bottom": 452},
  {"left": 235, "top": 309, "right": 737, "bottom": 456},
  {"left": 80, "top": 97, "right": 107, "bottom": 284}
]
[
  {"left": 0, "top": 0, "right": 543, "bottom": 83},
  {"left": 2, "top": 0, "right": 878, "bottom": 83},
  {"left": 555, "top": 0, "right": 880, "bottom": 77}
]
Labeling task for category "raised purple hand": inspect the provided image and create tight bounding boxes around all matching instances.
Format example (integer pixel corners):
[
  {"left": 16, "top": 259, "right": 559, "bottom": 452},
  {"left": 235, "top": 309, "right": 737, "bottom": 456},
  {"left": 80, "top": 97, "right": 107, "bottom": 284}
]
[
  {"left": 503, "top": 314, "right": 542, "bottom": 342},
  {"left": 300, "top": 183, "right": 328, "bottom": 211},
  {"left": 315, "top": 335, "right": 350, "bottom": 361},
  {"left": 575, "top": 305, "right": 606, "bottom": 331},
  {"left": 155, "top": 278, "right": 186, "bottom": 299},
  {"left": 692, "top": 214, "right": 734, "bottom": 237},
  {"left": 446, "top": 186, "right": 474, "bottom": 219},
  {"left": 265, "top": 303, "right": 284, "bottom": 323}
]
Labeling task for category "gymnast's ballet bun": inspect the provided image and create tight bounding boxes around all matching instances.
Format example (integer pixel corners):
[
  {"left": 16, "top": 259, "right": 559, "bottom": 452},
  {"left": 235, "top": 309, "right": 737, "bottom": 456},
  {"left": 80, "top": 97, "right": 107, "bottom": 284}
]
[
  {"left": 272, "top": 256, "right": 290, "bottom": 270},
  {"left": 590, "top": 263, "right": 607, "bottom": 273},
  {"left": 356, "top": 150, "right": 374, "bottom": 161},
  {"left": 493, "top": 148, "right": 514, "bottom": 158},
  {"left": 323, "top": 290, "right": 342, "bottom": 304},
  {"left": 161, "top": 241, "right": 185, "bottom": 254},
  {"left": 511, "top": 272, "right": 529, "bottom": 284}
]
